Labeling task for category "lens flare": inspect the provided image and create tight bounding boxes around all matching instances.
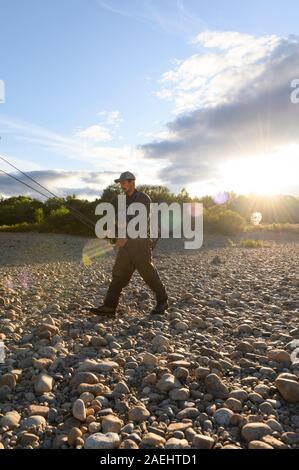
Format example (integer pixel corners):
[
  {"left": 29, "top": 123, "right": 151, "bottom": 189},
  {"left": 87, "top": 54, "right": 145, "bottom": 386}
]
[
  {"left": 250, "top": 212, "right": 263, "bottom": 226},
  {"left": 82, "top": 239, "right": 114, "bottom": 266},
  {"left": 213, "top": 192, "right": 229, "bottom": 205}
]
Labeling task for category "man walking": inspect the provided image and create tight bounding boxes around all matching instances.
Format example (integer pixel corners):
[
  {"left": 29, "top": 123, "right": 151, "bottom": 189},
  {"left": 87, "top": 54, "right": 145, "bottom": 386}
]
[{"left": 90, "top": 171, "right": 168, "bottom": 317}]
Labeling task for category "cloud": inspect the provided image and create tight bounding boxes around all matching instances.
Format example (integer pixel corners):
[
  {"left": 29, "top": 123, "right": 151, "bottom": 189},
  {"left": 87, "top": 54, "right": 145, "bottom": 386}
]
[
  {"left": 0, "top": 114, "right": 141, "bottom": 172},
  {"left": 142, "top": 31, "right": 299, "bottom": 190},
  {"left": 155, "top": 30, "right": 282, "bottom": 114},
  {"left": 0, "top": 162, "right": 167, "bottom": 200},
  {"left": 75, "top": 110, "right": 124, "bottom": 142},
  {"left": 0, "top": 155, "right": 44, "bottom": 172},
  {"left": 75, "top": 124, "right": 112, "bottom": 142},
  {"left": 96, "top": 110, "right": 124, "bottom": 126}
]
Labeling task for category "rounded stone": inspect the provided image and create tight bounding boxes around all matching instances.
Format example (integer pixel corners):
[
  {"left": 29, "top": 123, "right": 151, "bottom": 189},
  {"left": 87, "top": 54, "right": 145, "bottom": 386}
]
[
  {"left": 267, "top": 350, "right": 291, "bottom": 363},
  {"left": 225, "top": 398, "right": 243, "bottom": 413},
  {"left": 0, "top": 373, "right": 17, "bottom": 389},
  {"left": 84, "top": 432, "right": 120, "bottom": 449},
  {"left": 21, "top": 415, "right": 47, "bottom": 431},
  {"left": 156, "top": 374, "right": 181, "bottom": 393},
  {"left": 165, "top": 438, "right": 189, "bottom": 449},
  {"left": 193, "top": 434, "right": 215, "bottom": 449},
  {"left": 128, "top": 406, "right": 150, "bottom": 423},
  {"left": 241, "top": 423, "right": 272, "bottom": 442},
  {"left": 0, "top": 411, "right": 21, "bottom": 430},
  {"left": 275, "top": 377, "right": 299, "bottom": 403},
  {"left": 102, "top": 415, "right": 123, "bottom": 434},
  {"left": 142, "top": 353, "right": 158, "bottom": 367},
  {"left": 112, "top": 381, "right": 130, "bottom": 396},
  {"left": 68, "top": 427, "right": 82, "bottom": 446},
  {"left": 248, "top": 440, "right": 273, "bottom": 449},
  {"left": 213, "top": 408, "right": 234, "bottom": 426},
  {"left": 72, "top": 399, "right": 86, "bottom": 422},
  {"left": 18, "top": 433, "right": 40, "bottom": 446},
  {"left": 169, "top": 387, "right": 190, "bottom": 401},
  {"left": 205, "top": 374, "right": 229, "bottom": 399},
  {"left": 34, "top": 373, "right": 54, "bottom": 394},
  {"left": 141, "top": 433, "right": 166, "bottom": 448}
]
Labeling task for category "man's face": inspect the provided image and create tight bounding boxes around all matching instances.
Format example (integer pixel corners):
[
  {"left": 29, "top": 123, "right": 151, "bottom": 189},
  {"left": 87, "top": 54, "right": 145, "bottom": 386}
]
[{"left": 120, "top": 180, "right": 135, "bottom": 194}]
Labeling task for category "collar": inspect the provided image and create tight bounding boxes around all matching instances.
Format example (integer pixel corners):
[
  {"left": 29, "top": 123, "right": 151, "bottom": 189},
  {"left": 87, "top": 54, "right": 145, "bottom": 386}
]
[{"left": 127, "top": 189, "right": 137, "bottom": 199}]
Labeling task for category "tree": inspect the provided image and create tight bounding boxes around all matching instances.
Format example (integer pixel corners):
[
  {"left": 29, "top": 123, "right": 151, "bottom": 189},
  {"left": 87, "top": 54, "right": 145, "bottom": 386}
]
[
  {"left": 34, "top": 208, "right": 45, "bottom": 224},
  {"left": 177, "top": 188, "right": 192, "bottom": 203}
]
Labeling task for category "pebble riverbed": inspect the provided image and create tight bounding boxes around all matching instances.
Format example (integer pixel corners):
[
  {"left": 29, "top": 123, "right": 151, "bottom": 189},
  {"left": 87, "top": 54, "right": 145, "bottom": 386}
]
[{"left": 0, "top": 231, "right": 298, "bottom": 449}]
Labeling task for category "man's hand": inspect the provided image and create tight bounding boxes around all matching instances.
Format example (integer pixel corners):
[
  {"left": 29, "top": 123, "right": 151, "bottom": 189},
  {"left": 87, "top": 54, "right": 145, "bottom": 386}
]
[{"left": 116, "top": 238, "right": 128, "bottom": 247}]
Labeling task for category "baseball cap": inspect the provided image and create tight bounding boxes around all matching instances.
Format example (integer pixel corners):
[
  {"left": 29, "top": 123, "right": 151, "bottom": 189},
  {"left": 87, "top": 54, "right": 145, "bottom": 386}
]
[{"left": 114, "top": 171, "right": 136, "bottom": 183}]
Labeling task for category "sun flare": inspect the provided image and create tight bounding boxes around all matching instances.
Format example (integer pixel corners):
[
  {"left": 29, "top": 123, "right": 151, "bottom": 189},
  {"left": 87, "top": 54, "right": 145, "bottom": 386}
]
[{"left": 220, "top": 145, "right": 299, "bottom": 196}]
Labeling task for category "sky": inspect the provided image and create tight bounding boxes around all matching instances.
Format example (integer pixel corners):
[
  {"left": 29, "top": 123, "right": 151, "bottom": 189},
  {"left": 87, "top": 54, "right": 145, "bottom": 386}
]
[{"left": 0, "top": 0, "right": 299, "bottom": 200}]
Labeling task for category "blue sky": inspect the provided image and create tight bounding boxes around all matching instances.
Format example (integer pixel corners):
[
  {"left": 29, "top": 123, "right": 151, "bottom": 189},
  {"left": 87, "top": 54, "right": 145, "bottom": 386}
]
[{"left": 1, "top": 0, "right": 299, "bottom": 199}]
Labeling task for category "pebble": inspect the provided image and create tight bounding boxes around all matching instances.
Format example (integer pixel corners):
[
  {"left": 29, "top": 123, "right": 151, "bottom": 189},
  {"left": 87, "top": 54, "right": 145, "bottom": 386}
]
[
  {"left": 1, "top": 232, "right": 299, "bottom": 449},
  {"left": 267, "top": 349, "right": 291, "bottom": 363},
  {"left": 205, "top": 374, "right": 229, "bottom": 399},
  {"left": 141, "top": 433, "right": 166, "bottom": 448},
  {"left": 0, "top": 411, "right": 21, "bottom": 430},
  {"left": 241, "top": 423, "right": 272, "bottom": 442},
  {"left": 165, "top": 438, "right": 189, "bottom": 449},
  {"left": 248, "top": 441, "right": 273, "bottom": 449},
  {"left": 176, "top": 408, "right": 200, "bottom": 420},
  {"left": 142, "top": 352, "right": 158, "bottom": 367},
  {"left": 84, "top": 433, "right": 120, "bottom": 449},
  {"left": 193, "top": 434, "right": 215, "bottom": 449},
  {"left": 27, "top": 405, "right": 49, "bottom": 417},
  {"left": 275, "top": 375, "right": 299, "bottom": 403},
  {"left": 112, "top": 381, "right": 130, "bottom": 396},
  {"left": 156, "top": 374, "right": 181, "bottom": 393},
  {"left": 34, "top": 373, "right": 54, "bottom": 394},
  {"left": 195, "top": 367, "right": 210, "bottom": 380},
  {"left": 102, "top": 415, "right": 123, "bottom": 433},
  {"left": 128, "top": 406, "right": 150, "bottom": 423},
  {"left": 21, "top": 415, "right": 47, "bottom": 431},
  {"left": 68, "top": 427, "right": 82, "bottom": 446},
  {"left": 0, "top": 373, "right": 17, "bottom": 389},
  {"left": 79, "top": 359, "right": 119, "bottom": 373},
  {"left": 152, "top": 335, "right": 169, "bottom": 352},
  {"left": 72, "top": 399, "right": 86, "bottom": 422},
  {"left": 225, "top": 398, "right": 243, "bottom": 413},
  {"left": 169, "top": 388, "right": 190, "bottom": 401},
  {"left": 213, "top": 408, "right": 234, "bottom": 426}
]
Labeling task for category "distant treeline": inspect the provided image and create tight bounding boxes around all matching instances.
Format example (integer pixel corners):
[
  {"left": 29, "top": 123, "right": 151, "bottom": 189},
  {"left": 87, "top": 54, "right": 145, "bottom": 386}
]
[{"left": 0, "top": 185, "right": 298, "bottom": 237}]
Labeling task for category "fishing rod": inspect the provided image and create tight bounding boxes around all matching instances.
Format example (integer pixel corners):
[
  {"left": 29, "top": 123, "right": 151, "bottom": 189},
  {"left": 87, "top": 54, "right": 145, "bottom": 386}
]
[{"left": 0, "top": 154, "right": 96, "bottom": 231}]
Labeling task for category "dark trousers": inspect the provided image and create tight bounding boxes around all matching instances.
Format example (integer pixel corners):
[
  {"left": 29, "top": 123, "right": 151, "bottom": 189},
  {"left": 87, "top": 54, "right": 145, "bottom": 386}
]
[{"left": 104, "top": 239, "right": 167, "bottom": 308}]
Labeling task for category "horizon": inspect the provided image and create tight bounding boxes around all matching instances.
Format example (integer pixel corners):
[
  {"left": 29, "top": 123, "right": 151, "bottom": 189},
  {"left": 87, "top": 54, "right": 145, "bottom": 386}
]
[{"left": 1, "top": 175, "right": 299, "bottom": 203}]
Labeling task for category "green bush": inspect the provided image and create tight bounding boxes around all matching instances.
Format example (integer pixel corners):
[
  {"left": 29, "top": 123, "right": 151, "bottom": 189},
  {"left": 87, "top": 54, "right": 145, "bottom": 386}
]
[
  {"left": 35, "top": 208, "right": 45, "bottom": 224},
  {"left": 0, "top": 222, "right": 39, "bottom": 232},
  {"left": 1, "top": 188, "right": 298, "bottom": 238},
  {"left": 204, "top": 209, "right": 246, "bottom": 235},
  {"left": 245, "top": 223, "right": 299, "bottom": 233},
  {"left": 48, "top": 206, "right": 70, "bottom": 227},
  {"left": 240, "top": 239, "right": 264, "bottom": 248}
]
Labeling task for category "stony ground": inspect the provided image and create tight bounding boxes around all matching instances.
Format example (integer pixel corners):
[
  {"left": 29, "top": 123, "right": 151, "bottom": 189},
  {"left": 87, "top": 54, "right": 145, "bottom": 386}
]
[{"left": 0, "top": 231, "right": 298, "bottom": 450}]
